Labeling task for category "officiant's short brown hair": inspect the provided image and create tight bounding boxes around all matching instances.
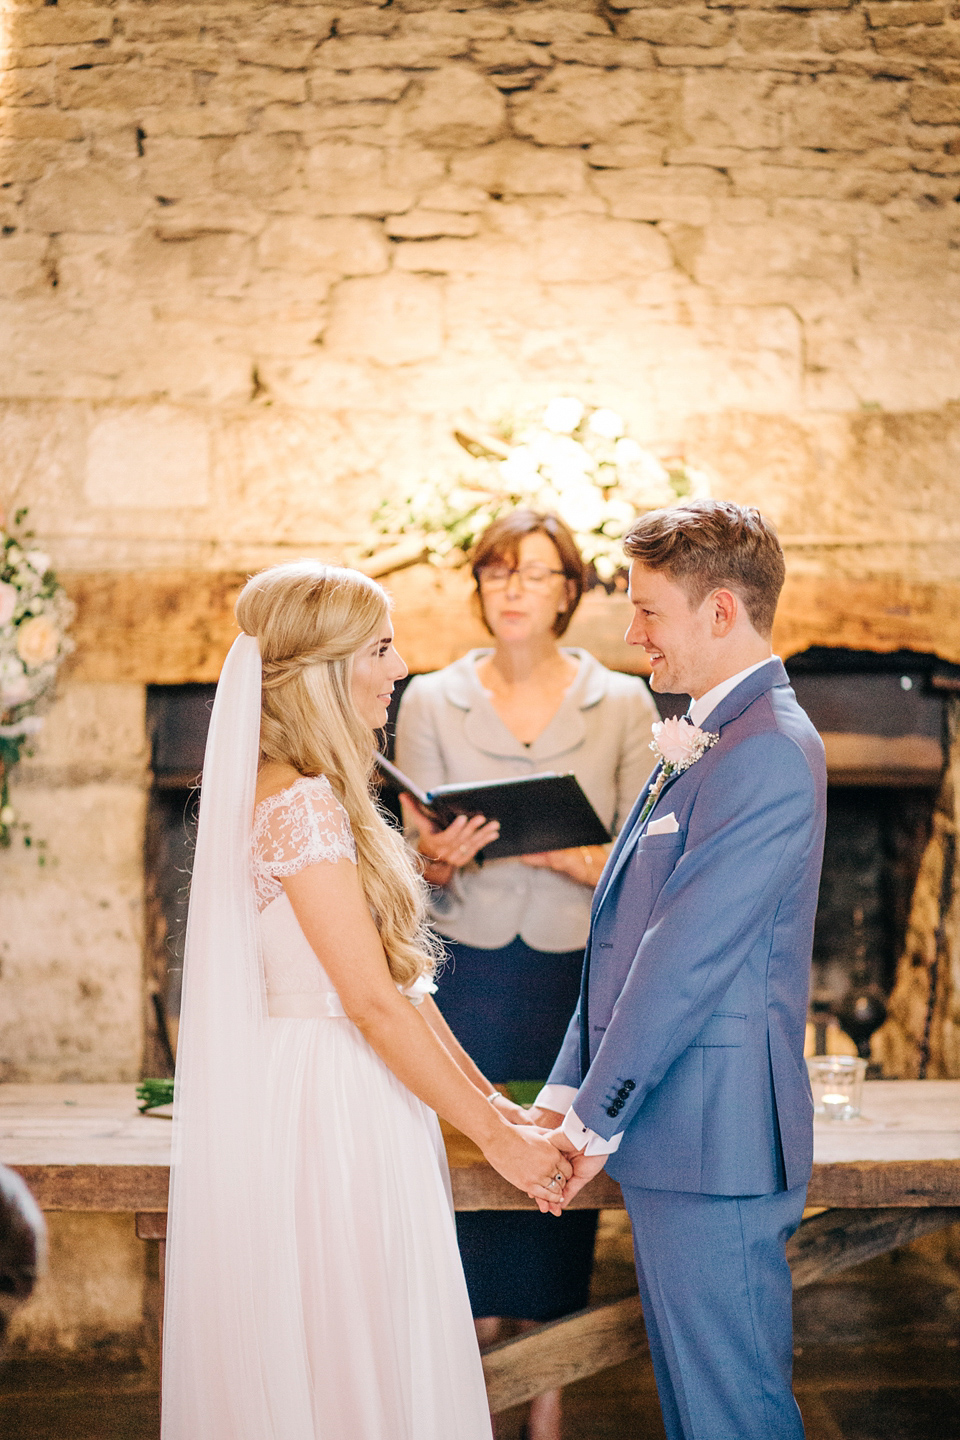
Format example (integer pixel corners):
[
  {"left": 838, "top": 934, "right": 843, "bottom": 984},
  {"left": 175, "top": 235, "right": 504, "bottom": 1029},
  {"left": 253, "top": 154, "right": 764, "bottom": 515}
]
[{"left": 623, "top": 500, "right": 785, "bottom": 637}]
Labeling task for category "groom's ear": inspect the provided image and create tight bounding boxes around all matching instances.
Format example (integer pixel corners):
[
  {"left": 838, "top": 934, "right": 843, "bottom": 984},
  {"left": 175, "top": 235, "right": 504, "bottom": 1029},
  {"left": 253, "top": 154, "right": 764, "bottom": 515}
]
[{"left": 709, "top": 588, "right": 739, "bottom": 637}]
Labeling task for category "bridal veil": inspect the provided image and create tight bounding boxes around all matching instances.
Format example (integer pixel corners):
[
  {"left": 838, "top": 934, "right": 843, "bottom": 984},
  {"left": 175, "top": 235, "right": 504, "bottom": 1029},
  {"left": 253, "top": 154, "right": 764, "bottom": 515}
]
[{"left": 161, "top": 633, "right": 315, "bottom": 1438}]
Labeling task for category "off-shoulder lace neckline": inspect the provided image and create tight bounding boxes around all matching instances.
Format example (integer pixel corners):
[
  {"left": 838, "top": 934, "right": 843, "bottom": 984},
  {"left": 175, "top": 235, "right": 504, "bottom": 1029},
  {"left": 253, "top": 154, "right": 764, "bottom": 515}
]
[{"left": 254, "top": 773, "right": 334, "bottom": 822}]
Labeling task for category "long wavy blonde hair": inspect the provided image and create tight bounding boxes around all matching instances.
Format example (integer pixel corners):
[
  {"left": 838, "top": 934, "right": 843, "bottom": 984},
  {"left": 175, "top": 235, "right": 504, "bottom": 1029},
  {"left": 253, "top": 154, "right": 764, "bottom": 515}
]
[{"left": 236, "top": 560, "right": 440, "bottom": 989}]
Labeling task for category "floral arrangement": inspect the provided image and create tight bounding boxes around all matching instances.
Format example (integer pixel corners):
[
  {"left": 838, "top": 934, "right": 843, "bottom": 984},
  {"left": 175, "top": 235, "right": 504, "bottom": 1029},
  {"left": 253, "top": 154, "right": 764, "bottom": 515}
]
[
  {"left": 637, "top": 718, "right": 719, "bottom": 829},
  {"left": 0, "top": 508, "right": 74, "bottom": 848},
  {"left": 371, "top": 397, "right": 711, "bottom": 582}
]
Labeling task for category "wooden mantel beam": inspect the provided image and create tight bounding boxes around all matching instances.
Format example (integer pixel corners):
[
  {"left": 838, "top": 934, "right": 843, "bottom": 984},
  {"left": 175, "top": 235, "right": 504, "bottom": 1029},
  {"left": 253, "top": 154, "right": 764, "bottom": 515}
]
[{"left": 60, "top": 568, "right": 960, "bottom": 685}]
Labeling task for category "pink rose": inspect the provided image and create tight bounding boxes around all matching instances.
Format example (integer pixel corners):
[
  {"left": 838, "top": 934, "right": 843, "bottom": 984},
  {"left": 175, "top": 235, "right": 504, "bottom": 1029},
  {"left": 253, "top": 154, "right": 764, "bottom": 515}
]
[
  {"left": 652, "top": 716, "right": 704, "bottom": 766},
  {"left": 16, "top": 615, "right": 59, "bottom": 668}
]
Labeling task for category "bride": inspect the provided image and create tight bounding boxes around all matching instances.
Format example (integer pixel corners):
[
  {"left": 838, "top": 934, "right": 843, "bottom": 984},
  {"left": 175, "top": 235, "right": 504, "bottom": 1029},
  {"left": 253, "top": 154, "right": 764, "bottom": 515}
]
[{"left": 161, "top": 561, "right": 572, "bottom": 1440}]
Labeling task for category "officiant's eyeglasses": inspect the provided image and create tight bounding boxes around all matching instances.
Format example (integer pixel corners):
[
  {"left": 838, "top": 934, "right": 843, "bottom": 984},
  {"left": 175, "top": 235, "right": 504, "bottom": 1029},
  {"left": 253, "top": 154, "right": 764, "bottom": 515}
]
[{"left": 477, "top": 564, "right": 566, "bottom": 592}]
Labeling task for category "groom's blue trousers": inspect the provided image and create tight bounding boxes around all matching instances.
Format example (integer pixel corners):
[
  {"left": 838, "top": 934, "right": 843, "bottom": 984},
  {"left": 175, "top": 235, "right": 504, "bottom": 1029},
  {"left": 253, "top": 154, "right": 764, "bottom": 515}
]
[{"left": 621, "top": 1182, "right": 807, "bottom": 1440}]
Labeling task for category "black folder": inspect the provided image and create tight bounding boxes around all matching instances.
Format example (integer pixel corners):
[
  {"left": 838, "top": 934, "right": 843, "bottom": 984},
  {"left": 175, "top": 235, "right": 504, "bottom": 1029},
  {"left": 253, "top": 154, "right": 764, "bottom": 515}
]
[{"left": 375, "top": 754, "right": 610, "bottom": 861}]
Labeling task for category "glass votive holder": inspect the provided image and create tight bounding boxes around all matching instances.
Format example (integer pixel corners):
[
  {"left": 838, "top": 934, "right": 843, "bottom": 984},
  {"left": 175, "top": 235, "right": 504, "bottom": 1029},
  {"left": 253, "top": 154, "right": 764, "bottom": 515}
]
[{"left": 806, "top": 1055, "right": 866, "bottom": 1120}]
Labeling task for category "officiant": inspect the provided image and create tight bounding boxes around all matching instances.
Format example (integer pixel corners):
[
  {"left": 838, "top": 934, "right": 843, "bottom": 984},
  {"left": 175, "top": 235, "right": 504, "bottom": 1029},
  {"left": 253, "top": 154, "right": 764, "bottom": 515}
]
[{"left": 395, "top": 509, "right": 657, "bottom": 1440}]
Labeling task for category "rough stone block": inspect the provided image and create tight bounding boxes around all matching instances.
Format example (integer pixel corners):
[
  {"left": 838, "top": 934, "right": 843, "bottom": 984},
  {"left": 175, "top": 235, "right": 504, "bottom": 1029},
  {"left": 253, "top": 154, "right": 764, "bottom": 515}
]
[
  {"left": 0, "top": 229, "right": 49, "bottom": 296},
  {"left": 587, "top": 140, "right": 665, "bottom": 167},
  {"left": 619, "top": 9, "right": 733, "bottom": 45},
  {"left": 536, "top": 212, "right": 673, "bottom": 281},
  {"left": 57, "top": 65, "right": 192, "bottom": 111},
  {"left": 142, "top": 106, "right": 250, "bottom": 139},
  {"left": 257, "top": 214, "right": 389, "bottom": 275},
  {"left": 25, "top": 164, "right": 151, "bottom": 235},
  {"left": 385, "top": 209, "right": 481, "bottom": 237},
  {"left": 549, "top": 37, "right": 656, "bottom": 66},
  {"left": 399, "top": 10, "right": 512, "bottom": 40},
  {"left": 153, "top": 194, "right": 265, "bottom": 239},
  {"left": 303, "top": 140, "right": 437, "bottom": 215},
  {"left": 392, "top": 234, "right": 533, "bottom": 278},
  {"left": 336, "top": 7, "right": 400, "bottom": 36},
  {"left": 512, "top": 11, "right": 611, "bottom": 42},
  {"left": 682, "top": 71, "right": 782, "bottom": 149},
  {"left": 450, "top": 139, "right": 586, "bottom": 194},
  {"left": 143, "top": 135, "right": 220, "bottom": 202},
  {"left": 0, "top": 109, "right": 84, "bottom": 141},
  {"left": 316, "top": 34, "right": 469, "bottom": 68},
  {"left": 216, "top": 132, "right": 303, "bottom": 198},
  {"left": 593, "top": 169, "right": 715, "bottom": 223},
  {"left": 0, "top": 137, "right": 59, "bottom": 185},
  {"left": 15, "top": 10, "right": 114, "bottom": 46},
  {"left": 874, "top": 25, "right": 960, "bottom": 56},
  {"left": 0, "top": 65, "right": 55, "bottom": 107},
  {"left": 818, "top": 12, "right": 870, "bottom": 48},
  {"left": 511, "top": 66, "right": 682, "bottom": 146},
  {"left": 470, "top": 39, "right": 550, "bottom": 70},
  {"left": 783, "top": 75, "right": 910, "bottom": 149},
  {"left": 396, "top": 66, "right": 507, "bottom": 146},
  {"left": 323, "top": 271, "right": 443, "bottom": 364},
  {"left": 308, "top": 68, "right": 411, "bottom": 104},
  {"left": 867, "top": 1, "right": 947, "bottom": 24},
  {"left": 737, "top": 12, "right": 818, "bottom": 47},
  {"left": 221, "top": 64, "right": 309, "bottom": 105},
  {"left": 85, "top": 405, "right": 211, "bottom": 508},
  {"left": 418, "top": 180, "right": 489, "bottom": 210}
]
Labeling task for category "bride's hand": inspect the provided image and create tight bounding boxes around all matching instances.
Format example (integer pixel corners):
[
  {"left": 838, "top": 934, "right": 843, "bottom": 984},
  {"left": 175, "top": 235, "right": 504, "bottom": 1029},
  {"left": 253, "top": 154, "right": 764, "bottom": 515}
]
[
  {"left": 481, "top": 1121, "right": 573, "bottom": 1217},
  {"left": 487, "top": 1091, "right": 536, "bottom": 1126}
]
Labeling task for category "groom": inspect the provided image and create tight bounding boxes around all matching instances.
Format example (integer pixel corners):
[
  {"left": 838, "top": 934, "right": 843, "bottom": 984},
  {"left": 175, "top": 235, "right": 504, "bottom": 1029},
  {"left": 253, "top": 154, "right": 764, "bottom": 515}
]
[{"left": 532, "top": 499, "right": 826, "bottom": 1440}]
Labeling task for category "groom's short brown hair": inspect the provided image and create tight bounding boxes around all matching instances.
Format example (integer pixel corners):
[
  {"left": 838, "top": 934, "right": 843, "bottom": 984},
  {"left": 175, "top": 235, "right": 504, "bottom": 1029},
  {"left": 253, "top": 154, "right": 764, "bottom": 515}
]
[{"left": 623, "top": 499, "right": 785, "bottom": 637}]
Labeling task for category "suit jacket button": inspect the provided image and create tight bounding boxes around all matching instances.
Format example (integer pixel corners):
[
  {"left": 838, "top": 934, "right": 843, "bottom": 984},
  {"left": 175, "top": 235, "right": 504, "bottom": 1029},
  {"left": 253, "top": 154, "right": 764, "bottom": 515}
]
[
  {"left": 624, "top": 1080, "right": 636, "bottom": 1091},
  {"left": 606, "top": 1106, "right": 618, "bottom": 1118},
  {"left": 617, "top": 1086, "right": 629, "bottom": 1099}
]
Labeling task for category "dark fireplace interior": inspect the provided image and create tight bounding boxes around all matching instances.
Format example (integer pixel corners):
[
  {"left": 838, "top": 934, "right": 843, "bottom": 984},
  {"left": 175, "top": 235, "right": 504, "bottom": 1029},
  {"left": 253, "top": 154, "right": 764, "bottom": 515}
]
[{"left": 142, "top": 648, "right": 958, "bottom": 1075}]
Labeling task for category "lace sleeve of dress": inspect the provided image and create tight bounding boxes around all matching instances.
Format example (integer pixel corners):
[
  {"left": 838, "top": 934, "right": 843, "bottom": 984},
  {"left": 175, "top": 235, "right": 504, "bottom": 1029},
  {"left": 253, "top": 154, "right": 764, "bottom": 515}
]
[{"left": 252, "top": 776, "right": 357, "bottom": 898}]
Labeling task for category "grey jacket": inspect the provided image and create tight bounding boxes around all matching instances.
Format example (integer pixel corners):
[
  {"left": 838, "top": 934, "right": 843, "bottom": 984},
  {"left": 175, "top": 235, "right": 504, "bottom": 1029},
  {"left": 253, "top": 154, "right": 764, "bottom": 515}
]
[{"left": 394, "top": 648, "right": 659, "bottom": 953}]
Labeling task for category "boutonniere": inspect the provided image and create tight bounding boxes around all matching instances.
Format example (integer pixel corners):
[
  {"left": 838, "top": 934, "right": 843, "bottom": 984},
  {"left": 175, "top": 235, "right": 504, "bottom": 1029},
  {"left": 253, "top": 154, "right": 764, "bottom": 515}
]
[{"left": 637, "top": 717, "right": 719, "bottom": 828}]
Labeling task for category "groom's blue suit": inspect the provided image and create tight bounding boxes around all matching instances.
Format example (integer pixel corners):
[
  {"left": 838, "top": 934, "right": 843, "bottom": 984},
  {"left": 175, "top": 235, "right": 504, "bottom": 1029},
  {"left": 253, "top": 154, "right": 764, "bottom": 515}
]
[{"left": 546, "top": 658, "right": 826, "bottom": 1440}]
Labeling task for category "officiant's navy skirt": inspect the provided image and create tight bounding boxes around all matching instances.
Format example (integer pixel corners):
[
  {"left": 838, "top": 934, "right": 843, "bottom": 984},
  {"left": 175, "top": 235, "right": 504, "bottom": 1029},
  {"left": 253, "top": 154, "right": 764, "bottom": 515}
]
[{"left": 436, "top": 936, "right": 598, "bottom": 1322}]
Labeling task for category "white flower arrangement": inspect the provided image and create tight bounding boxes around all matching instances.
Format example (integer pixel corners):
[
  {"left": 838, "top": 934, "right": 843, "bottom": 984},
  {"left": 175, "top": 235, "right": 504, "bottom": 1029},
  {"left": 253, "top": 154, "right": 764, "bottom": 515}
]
[
  {"left": 0, "top": 508, "right": 74, "bottom": 849},
  {"left": 371, "top": 398, "right": 711, "bottom": 583}
]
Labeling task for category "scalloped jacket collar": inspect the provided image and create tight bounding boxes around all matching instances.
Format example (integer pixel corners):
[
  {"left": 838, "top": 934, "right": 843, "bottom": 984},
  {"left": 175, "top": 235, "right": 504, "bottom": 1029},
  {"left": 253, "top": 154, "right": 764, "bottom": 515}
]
[{"left": 438, "top": 648, "right": 614, "bottom": 763}]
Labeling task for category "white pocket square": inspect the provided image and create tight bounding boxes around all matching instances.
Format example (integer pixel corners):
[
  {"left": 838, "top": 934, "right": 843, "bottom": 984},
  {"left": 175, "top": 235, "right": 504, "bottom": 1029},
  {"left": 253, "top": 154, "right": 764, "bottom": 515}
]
[{"left": 646, "top": 812, "right": 679, "bottom": 835}]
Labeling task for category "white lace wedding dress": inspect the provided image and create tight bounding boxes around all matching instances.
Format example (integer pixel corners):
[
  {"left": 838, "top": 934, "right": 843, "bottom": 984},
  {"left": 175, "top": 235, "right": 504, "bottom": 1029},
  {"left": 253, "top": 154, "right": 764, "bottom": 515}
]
[{"left": 251, "top": 774, "right": 493, "bottom": 1440}]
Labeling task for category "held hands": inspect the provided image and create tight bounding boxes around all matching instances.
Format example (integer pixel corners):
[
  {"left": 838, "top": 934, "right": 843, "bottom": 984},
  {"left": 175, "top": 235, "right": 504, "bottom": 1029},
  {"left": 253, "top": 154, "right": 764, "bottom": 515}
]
[
  {"left": 398, "top": 794, "right": 500, "bottom": 887},
  {"left": 482, "top": 1117, "right": 574, "bottom": 1218},
  {"left": 497, "top": 1104, "right": 608, "bottom": 1211}
]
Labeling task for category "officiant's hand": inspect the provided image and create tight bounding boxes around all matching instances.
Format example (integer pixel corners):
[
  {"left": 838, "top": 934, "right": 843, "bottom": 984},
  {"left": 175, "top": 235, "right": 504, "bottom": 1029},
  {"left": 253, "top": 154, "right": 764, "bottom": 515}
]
[
  {"left": 399, "top": 794, "right": 500, "bottom": 886},
  {"left": 521, "top": 844, "right": 607, "bottom": 887}
]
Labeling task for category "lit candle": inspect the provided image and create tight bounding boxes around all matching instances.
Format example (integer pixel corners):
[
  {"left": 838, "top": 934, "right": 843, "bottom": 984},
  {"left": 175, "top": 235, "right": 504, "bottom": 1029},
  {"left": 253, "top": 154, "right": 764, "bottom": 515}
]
[{"left": 822, "top": 1092, "right": 849, "bottom": 1120}]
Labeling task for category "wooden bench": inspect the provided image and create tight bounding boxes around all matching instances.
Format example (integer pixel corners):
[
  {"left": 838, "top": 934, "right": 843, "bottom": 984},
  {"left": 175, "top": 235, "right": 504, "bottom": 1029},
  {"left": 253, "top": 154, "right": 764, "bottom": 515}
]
[{"left": 3, "top": 1080, "right": 959, "bottom": 1412}]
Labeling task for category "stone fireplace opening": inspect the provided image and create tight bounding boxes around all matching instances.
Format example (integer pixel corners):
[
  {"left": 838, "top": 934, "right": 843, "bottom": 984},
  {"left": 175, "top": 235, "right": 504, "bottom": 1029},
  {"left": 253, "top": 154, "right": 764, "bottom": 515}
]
[{"left": 141, "top": 648, "right": 959, "bottom": 1077}]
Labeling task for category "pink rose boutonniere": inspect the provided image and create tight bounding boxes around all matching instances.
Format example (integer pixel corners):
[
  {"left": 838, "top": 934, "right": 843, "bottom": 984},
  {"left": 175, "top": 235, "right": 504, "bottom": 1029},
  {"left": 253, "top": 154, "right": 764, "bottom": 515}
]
[{"left": 637, "top": 716, "right": 719, "bottom": 828}]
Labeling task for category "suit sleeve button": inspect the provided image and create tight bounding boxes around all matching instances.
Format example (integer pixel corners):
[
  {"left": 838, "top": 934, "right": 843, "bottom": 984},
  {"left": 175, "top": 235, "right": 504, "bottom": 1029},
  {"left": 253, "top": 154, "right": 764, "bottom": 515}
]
[
  {"left": 624, "top": 1080, "right": 636, "bottom": 1091},
  {"left": 617, "top": 1086, "right": 629, "bottom": 1099},
  {"left": 606, "top": 1106, "right": 618, "bottom": 1118}
]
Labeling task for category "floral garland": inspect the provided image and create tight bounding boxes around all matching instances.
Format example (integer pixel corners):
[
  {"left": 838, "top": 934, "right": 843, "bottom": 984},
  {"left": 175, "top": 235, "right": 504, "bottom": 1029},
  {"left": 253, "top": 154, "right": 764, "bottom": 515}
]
[
  {"left": 371, "top": 397, "right": 711, "bottom": 582},
  {"left": 0, "top": 509, "right": 74, "bottom": 848}
]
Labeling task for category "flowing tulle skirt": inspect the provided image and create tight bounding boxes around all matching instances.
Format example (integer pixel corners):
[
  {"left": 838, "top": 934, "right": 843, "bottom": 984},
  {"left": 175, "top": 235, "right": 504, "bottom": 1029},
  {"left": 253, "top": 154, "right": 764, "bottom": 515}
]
[
  {"left": 263, "top": 1014, "right": 492, "bottom": 1440},
  {"left": 163, "top": 1012, "right": 492, "bottom": 1440}
]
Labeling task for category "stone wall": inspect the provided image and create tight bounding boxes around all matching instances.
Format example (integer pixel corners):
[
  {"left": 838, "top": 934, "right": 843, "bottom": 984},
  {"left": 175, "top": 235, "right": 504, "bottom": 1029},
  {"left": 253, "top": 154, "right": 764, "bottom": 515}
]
[{"left": 0, "top": 0, "right": 959, "bottom": 588}]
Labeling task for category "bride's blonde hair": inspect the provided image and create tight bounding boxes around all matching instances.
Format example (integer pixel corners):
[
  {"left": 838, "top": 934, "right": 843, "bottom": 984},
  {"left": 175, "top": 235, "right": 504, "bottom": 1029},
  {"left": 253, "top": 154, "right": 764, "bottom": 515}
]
[{"left": 235, "top": 560, "right": 440, "bottom": 989}]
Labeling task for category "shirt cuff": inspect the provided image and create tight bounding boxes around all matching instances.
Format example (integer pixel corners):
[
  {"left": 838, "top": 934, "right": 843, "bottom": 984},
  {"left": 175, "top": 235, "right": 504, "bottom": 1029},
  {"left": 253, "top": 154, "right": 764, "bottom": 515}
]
[
  {"left": 562, "top": 1105, "right": 623, "bottom": 1157},
  {"left": 534, "top": 1083, "right": 578, "bottom": 1114}
]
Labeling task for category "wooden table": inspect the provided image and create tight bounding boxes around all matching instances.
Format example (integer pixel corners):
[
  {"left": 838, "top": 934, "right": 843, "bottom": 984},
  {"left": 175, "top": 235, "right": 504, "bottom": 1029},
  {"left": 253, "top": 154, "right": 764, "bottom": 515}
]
[{"left": 3, "top": 1081, "right": 959, "bottom": 1412}]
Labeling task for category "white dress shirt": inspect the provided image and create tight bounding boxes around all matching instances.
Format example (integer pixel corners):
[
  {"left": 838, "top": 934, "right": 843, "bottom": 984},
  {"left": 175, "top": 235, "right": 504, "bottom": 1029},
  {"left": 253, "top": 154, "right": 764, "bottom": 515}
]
[{"left": 537, "top": 655, "right": 778, "bottom": 1154}]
